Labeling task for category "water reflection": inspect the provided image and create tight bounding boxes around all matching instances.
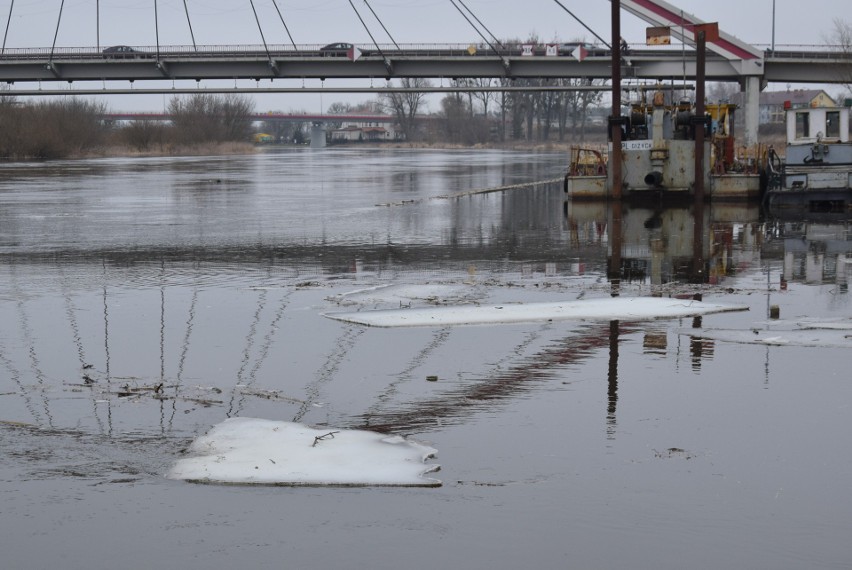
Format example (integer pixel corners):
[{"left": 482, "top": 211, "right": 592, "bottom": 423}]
[
  {"left": 2, "top": 152, "right": 851, "bottom": 446},
  {"left": 356, "top": 322, "right": 641, "bottom": 434},
  {"left": 565, "top": 200, "right": 765, "bottom": 288},
  {"left": 2, "top": 219, "right": 850, "bottom": 440}
]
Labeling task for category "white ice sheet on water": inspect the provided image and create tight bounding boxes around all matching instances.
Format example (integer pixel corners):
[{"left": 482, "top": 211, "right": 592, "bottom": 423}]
[
  {"left": 324, "top": 296, "right": 748, "bottom": 327},
  {"left": 682, "top": 327, "right": 852, "bottom": 348},
  {"left": 166, "top": 418, "right": 441, "bottom": 487},
  {"left": 328, "top": 283, "right": 481, "bottom": 307}
]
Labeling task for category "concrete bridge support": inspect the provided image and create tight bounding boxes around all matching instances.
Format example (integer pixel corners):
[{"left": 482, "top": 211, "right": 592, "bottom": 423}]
[
  {"left": 743, "top": 76, "right": 761, "bottom": 147},
  {"left": 310, "top": 123, "right": 326, "bottom": 148}
]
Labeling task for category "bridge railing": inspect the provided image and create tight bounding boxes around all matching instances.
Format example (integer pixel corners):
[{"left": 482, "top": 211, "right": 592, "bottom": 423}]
[{"left": 0, "top": 42, "right": 619, "bottom": 61}]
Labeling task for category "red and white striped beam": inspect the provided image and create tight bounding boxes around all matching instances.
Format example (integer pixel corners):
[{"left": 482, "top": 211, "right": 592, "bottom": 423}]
[{"left": 621, "top": 0, "right": 763, "bottom": 61}]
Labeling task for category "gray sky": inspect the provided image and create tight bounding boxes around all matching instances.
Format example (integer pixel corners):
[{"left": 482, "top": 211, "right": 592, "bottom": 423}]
[{"left": 1, "top": 0, "right": 847, "bottom": 112}]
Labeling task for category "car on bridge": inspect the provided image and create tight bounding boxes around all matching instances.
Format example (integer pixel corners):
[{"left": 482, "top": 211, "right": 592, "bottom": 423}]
[
  {"left": 102, "top": 45, "right": 142, "bottom": 59},
  {"left": 319, "top": 42, "right": 371, "bottom": 57}
]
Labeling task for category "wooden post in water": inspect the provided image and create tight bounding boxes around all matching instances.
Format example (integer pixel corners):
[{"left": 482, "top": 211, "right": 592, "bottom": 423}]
[
  {"left": 610, "top": 0, "right": 622, "bottom": 201},
  {"left": 692, "top": 29, "right": 706, "bottom": 283},
  {"left": 608, "top": 0, "right": 623, "bottom": 293},
  {"left": 694, "top": 28, "right": 706, "bottom": 204},
  {"left": 690, "top": 24, "right": 717, "bottom": 284},
  {"left": 692, "top": 23, "right": 717, "bottom": 204}
]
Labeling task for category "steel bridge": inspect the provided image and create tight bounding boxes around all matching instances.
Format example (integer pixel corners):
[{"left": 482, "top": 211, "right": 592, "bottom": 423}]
[
  {"left": 1, "top": 0, "right": 850, "bottom": 146},
  {"left": 0, "top": 44, "right": 848, "bottom": 86}
]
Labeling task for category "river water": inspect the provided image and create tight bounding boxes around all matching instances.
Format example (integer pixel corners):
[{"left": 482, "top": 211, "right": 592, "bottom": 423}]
[{"left": 1, "top": 147, "right": 850, "bottom": 569}]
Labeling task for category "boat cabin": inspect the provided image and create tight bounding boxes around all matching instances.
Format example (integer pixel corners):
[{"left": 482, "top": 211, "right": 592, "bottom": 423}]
[{"left": 786, "top": 105, "right": 849, "bottom": 145}]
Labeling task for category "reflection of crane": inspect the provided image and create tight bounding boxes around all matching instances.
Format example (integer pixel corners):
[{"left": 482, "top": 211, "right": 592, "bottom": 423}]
[
  {"left": 365, "top": 327, "right": 453, "bottom": 414},
  {"left": 228, "top": 289, "right": 291, "bottom": 418},
  {"left": 354, "top": 322, "right": 640, "bottom": 435},
  {"left": 293, "top": 325, "right": 365, "bottom": 423}
]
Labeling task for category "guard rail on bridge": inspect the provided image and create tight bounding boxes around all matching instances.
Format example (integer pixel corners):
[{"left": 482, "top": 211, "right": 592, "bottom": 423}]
[{"left": 0, "top": 43, "right": 849, "bottom": 86}]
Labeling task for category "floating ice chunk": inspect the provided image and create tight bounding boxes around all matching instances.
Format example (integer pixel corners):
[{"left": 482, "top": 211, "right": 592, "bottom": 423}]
[
  {"left": 324, "top": 296, "right": 747, "bottom": 328},
  {"left": 795, "top": 320, "right": 852, "bottom": 331},
  {"left": 166, "top": 417, "right": 441, "bottom": 487},
  {"left": 681, "top": 328, "right": 852, "bottom": 348},
  {"left": 329, "top": 283, "right": 480, "bottom": 307}
]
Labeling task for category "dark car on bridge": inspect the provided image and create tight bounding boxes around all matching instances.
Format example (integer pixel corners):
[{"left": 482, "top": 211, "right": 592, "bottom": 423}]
[
  {"left": 102, "top": 45, "right": 140, "bottom": 59},
  {"left": 319, "top": 42, "right": 370, "bottom": 57}
]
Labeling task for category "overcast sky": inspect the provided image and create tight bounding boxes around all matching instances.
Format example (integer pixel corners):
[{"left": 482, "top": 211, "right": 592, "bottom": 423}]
[{"left": 1, "top": 0, "right": 847, "bottom": 111}]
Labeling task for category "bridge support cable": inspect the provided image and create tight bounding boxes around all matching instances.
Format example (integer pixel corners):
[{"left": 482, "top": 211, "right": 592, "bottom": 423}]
[
  {"left": 2, "top": 0, "right": 14, "bottom": 55},
  {"left": 152, "top": 0, "right": 171, "bottom": 76},
  {"left": 447, "top": 0, "right": 509, "bottom": 71},
  {"left": 154, "top": 0, "right": 160, "bottom": 60},
  {"left": 96, "top": 0, "right": 99, "bottom": 51},
  {"left": 347, "top": 0, "right": 391, "bottom": 72},
  {"left": 551, "top": 0, "right": 610, "bottom": 48},
  {"left": 182, "top": 0, "right": 197, "bottom": 51},
  {"left": 454, "top": 0, "right": 506, "bottom": 52},
  {"left": 271, "top": 0, "right": 298, "bottom": 51},
  {"left": 363, "top": 0, "right": 399, "bottom": 50},
  {"left": 47, "top": 0, "right": 66, "bottom": 74},
  {"left": 248, "top": 0, "right": 278, "bottom": 75}
]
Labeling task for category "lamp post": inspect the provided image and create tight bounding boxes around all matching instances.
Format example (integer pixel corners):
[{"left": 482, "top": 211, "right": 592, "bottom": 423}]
[{"left": 771, "top": 0, "right": 776, "bottom": 53}]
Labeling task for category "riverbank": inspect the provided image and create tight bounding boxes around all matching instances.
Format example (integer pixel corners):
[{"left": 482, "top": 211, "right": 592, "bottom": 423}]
[{"left": 77, "top": 141, "right": 258, "bottom": 159}]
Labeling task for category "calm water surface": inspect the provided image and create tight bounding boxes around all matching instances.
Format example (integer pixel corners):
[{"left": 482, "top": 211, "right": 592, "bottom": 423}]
[{"left": 1, "top": 147, "right": 850, "bottom": 569}]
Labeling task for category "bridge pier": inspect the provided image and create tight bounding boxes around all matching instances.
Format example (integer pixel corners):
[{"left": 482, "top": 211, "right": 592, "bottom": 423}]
[
  {"left": 743, "top": 76, "right": 761, "bottom": 148},
  {"left": 310, "top": 123, "right": 327, "bottom": 149}
]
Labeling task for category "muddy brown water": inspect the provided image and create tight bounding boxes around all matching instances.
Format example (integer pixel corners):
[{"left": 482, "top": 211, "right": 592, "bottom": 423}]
[{"left": 1, "top": 148, "right": 850, "bottom": 569}]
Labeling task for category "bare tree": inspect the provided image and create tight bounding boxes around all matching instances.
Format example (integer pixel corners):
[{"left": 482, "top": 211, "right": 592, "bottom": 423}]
[
  {"left": 168, "top": 93, "right": 254, "bottom": 143},
  {"left": 381, "top": 78, "right": 431, "bottom": 141},
  {"left": 0, "top": 97, "right": 108, "bottom": 159},
  {"left": 437, "top": 92, "right": 490, "bottom": 145},
  {"left": 707, "top": 82, "right": 740, "bottom": 103},
  {"left": 469, "top": 77, "right": 500, "bottom": 118},
  {"left": 220, "top": 93, "right": 254, "bottom": 141},
  {"left": 119, "top": 120, "right": 168, "bottom": 151},
  {"left": 325, "top": 101, "right": 352, "bottom": 130},
  {"left": 825, "top": 18, "right": 852, "bottom": 92},
  {"left": 564, "top": 78, "right": 605, "bottom": 142}
]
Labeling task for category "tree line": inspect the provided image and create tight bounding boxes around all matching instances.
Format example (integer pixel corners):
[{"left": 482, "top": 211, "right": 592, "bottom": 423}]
[
  {"left": 264, "top": 77, "right": 606, "bottom": 148},
  {"left": 0, "top": 93, "right": 255, "bottom": 160},
  {"left": 0, "top": 74, "right": 605, "bottom": 160}
]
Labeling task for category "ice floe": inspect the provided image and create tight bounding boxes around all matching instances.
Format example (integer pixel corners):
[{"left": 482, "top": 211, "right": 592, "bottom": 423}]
[
  {"left": 794, "top": 320, "right": 852, "bottom": 331},
  {"left": 166, "top": 417, "right": 441, "bottom": 487},
  {"left": 324, "top": 296, "right": 748, "bottom": 327},
  {"left": 681, "top": 328, "right": 852, "bottom": 348},
  {"left": 328, "top": 283, "right": 482, "bottom": 307}
]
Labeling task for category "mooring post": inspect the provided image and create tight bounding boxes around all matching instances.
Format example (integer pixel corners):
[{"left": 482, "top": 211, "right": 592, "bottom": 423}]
[
  {"left": 608, "top": 0, "right": 623, "bottom": 287},
  {"left": 694, "top": 28, "right": 706, "bottom": 204},
  {"left": 610, "top": 0, "right": 622, "bottom": 201}
]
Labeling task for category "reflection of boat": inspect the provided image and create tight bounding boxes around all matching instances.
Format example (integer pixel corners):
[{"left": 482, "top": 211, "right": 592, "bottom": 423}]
[
  {"left": 564, "top": 87, "right": 764, "bottom": 202},
  {"left": 775, "top": 222, "right": 852, "bottom": 290},
  {"left": 564, "top": 201, "right": 761, "bottom": 286},
  {"left": 765, "top": 105, "right": 852, "bottom": 212}
]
